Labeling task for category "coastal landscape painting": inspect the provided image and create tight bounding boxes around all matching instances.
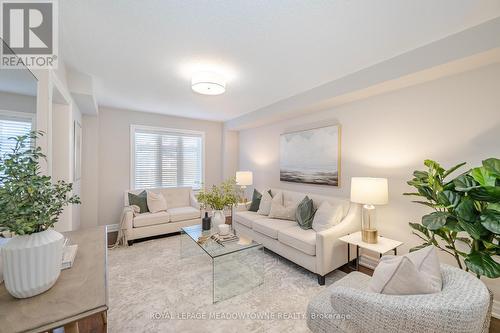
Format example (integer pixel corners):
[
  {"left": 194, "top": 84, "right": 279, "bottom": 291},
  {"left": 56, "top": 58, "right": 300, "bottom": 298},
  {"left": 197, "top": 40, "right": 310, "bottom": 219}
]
[{"left": 280, "top": 125, "right": 340, "bottom": 186}]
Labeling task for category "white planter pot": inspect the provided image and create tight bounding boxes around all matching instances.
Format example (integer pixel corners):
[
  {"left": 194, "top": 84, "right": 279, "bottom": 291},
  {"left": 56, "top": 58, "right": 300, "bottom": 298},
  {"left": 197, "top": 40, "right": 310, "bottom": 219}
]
[
  {"left": 2, "top": 229, "right": 64, "bottom": 298},
  {"left": 212, "top": 210, "right": 226, "bottom": 226}
]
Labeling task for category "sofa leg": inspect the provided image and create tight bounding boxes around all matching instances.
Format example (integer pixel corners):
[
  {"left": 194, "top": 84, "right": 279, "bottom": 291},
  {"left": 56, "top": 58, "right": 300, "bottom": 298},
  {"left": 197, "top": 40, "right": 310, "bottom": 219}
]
[
  {"left": 127, "top": 240, "right": 134, "bottom": 246},
  {"left": 317, "top": 274, "right": 325, "bottom": 285}
]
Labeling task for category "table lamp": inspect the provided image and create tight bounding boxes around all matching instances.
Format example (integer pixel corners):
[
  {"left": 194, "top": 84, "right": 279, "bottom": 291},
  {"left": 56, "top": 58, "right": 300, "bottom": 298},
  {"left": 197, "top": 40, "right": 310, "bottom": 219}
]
[
  {"left": 236, "top": 171, "right": 253, "bottom": 202},
  {"left": 350, "top": 177, "right": 388, "bottom": 244}
]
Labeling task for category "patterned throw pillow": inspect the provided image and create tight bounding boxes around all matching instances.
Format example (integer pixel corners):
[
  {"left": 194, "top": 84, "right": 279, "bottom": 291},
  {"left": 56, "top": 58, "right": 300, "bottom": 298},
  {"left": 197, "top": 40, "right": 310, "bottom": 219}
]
[
  {"left": 268, "top": 192, "right": 297, "bottom": 221},
  {"left": 295, "top": 196, "right": 316, "bottom": 229},
  {"left": 128, "top": 190, "right": 149, "bottom": 213},
  {"left": 248, "top": 189, "right": 262, "bottom": 212}
]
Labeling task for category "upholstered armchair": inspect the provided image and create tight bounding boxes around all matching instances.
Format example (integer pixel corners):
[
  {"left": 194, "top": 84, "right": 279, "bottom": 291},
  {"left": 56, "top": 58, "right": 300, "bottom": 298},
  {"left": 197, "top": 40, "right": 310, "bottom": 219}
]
[{"left": 306, "top": 264, "right": 492, "bottom": 333}]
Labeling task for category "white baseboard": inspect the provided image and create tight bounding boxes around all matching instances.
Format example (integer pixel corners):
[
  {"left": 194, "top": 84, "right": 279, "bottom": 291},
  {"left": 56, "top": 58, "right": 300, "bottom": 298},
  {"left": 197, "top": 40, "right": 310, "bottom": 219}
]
[
  {"left": 493, "top": 300, "right": 500, "bottom": 319},
  {"left": 106, "top": 224, "right": 119, "bottom": 232}
]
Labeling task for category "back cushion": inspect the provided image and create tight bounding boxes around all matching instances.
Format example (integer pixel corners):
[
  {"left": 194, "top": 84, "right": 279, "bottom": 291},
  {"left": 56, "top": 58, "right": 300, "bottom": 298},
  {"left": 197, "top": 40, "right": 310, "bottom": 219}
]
[
  {"left": 125, "top": 187, "right": 191, "bottom": 208},
  {"left": 272, "top": 188, "right": 350, "bottom": 219}
]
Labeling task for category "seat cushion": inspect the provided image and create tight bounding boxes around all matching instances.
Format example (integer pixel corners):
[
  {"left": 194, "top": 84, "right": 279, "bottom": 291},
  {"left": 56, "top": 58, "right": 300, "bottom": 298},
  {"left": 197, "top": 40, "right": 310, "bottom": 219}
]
[
  {"left": 278, "top": 226, "right": 317, "bottom": 256},
  {"left": 133, "top": 211, "right": 170, "bottom": 228},
  {"left": 252, "top": 218, "right": 297, "bottom": 239},
  {"left": 167, "top": 206, "right": 200, "bottom": 222},
  {"left": 234, "top": 211, "right": 266, "bottom": 228}
]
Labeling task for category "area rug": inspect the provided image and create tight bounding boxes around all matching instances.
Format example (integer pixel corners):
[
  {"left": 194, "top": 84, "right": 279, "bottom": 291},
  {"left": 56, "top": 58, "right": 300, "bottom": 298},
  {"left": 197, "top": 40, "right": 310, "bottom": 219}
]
[{"left": 107, "top": 235, "right": 346, "bottom": 332}]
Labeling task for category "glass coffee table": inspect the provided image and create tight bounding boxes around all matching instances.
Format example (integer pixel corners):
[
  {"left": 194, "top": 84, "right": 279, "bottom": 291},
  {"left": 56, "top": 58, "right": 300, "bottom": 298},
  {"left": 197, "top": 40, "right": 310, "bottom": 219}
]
[{"left": 180, "top": 224, "right": 264, "bottom": 303}]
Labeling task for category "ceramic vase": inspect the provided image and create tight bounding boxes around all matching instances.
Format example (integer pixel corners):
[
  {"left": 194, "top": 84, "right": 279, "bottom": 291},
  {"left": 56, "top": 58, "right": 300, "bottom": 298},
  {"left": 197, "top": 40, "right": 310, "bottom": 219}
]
[
  {"left": 2, "top": 229, "right": 64, "bottom": 298},
  {"left": 212, "top": 210, "right": 225, "bottom": 226}
]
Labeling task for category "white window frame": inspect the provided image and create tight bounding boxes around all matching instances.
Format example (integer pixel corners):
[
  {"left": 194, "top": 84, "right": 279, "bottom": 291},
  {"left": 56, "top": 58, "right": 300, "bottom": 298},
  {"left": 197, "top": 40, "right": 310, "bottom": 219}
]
[
  {"left": 0, "top": 109, "right": 36, "bottom": 128},
  {"left": 130, "top": 124, "right": 206, "bottom": 190}
]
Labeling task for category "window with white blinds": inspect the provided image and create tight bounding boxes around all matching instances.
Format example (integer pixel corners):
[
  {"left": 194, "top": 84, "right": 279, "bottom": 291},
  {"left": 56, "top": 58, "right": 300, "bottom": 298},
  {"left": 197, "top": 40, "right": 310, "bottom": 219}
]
[
  {"left": 0, "top": 111, "right": 33, "bottom": 160},
  {"left": 131, "top": 126, "right": 204, "bottom": 190}
]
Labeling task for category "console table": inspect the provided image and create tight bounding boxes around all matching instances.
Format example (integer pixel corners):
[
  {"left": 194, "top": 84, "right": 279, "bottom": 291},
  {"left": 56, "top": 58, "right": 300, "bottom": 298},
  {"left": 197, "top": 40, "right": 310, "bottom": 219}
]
[{"left": 0, "top": 226, "right": 108, "bottom": 333}]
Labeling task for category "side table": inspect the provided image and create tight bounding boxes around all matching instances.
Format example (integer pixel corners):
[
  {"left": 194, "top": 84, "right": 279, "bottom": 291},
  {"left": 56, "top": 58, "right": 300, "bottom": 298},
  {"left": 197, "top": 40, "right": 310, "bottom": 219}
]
[{"left": 339, "top": 231, "right": 403, "bottom": 270}]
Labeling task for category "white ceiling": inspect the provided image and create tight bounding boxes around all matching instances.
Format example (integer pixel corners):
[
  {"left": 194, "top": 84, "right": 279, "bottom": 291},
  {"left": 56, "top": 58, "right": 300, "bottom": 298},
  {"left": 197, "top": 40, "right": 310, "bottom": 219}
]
[{"left": 60, "top": 0, "right": 500, "bottom": 121}]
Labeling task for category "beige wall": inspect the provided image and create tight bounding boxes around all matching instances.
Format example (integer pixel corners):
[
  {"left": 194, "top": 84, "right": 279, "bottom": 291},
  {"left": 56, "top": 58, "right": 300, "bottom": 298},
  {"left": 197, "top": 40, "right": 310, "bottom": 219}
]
[
  {"left": 81, "top": 107, "right": 223, "bottom": 228},
  {"left": 239, "top": 64, "right": 500, "bottom": 299}
]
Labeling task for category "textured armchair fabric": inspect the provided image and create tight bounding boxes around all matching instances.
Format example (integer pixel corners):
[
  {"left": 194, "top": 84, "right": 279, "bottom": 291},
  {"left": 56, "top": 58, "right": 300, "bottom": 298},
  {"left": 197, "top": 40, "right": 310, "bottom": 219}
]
[{"left": 307, "top": 265, "right": 492, "bottom": 333}]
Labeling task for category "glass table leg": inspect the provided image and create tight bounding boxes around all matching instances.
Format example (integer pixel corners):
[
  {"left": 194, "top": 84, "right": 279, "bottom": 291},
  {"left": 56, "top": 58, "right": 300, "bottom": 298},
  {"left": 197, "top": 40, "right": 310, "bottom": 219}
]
[
  {"left": 180, "top": 229, "right": 203, "bottom": 259},
  {"left": 212, "top": 246, "right": 264, "bottom": 303}
]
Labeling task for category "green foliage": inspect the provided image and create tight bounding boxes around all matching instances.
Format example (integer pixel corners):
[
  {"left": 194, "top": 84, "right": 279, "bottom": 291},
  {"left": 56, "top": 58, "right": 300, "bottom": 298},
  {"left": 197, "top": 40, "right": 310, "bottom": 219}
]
[
  {"left": 0, "top": 132, "right": 80, "bottom": 235},
  {"left": 405, "top": 158, "right": 500, "bottom": 279},
  {"left": 196, "top": 178, "right": 239, "bottom": 211}
]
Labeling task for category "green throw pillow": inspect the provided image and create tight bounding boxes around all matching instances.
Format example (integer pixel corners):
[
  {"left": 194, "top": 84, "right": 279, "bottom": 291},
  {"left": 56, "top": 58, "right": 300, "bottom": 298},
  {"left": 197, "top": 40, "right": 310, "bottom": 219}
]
[
  {"left": 128, "top": 190, "right": 149, "bottom": 213},
  {"left": 248, "top": 189, "right": 262, "bottom": 212},
  {"left": 296, "top": 196, "right": 316, "bottom": 230}
]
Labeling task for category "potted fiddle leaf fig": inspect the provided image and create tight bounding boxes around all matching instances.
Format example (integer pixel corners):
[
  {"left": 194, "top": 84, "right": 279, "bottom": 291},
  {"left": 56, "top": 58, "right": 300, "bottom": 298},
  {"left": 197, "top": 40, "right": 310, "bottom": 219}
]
[
  {"left": 0, "top": 131, "right": 80, "bottom": 298},
  {"left": 404, "top": 158, "right": 500, "bottom": 279}
]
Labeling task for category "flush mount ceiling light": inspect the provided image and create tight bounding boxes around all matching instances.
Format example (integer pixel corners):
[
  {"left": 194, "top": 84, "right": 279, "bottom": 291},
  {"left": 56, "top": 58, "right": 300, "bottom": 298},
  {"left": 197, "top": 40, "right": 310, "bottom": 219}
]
[{"left": 191, "top": 71, "right": 226, "bottom": 95}]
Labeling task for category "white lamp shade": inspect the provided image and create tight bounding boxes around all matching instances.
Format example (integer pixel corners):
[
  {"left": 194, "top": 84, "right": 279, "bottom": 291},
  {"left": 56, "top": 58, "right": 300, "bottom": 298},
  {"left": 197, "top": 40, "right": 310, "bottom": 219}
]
[
  {"left": 350, "top": 177, "right": 388, "bottom": 205},
  {"left": 236, "top": 171, "right": 253, "bottom": 186},
  {"left": 191, "top": 71, "right": 226, "bottom": 95}
]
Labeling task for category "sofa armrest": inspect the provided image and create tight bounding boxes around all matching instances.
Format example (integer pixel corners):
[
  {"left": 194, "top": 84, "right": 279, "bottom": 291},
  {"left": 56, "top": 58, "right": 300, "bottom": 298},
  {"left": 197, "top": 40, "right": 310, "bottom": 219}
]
[
  {"left": 122, "top": 206, "right": 134, "bottom": 230},
  {"left": 190, "top": 192, "right": 200, "bottom": 210},
  {"left": 316, "top": 204, "right": 361, "bottom": 276},
  {"left": 330, "top": 284, "right": 486, "bottom": 333}
]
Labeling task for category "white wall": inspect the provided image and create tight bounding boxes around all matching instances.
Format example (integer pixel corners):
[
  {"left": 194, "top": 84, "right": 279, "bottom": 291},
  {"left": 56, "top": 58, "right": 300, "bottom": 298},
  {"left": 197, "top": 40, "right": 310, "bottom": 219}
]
[
  {"left": 0, "top": 91, "right": 36, "bottom": 114},
  {"left": 238, "top": 64, "right": 500, "bottom": 299},
  {"left": 80, "top": 107, "right": 224, "bottom": 228}
]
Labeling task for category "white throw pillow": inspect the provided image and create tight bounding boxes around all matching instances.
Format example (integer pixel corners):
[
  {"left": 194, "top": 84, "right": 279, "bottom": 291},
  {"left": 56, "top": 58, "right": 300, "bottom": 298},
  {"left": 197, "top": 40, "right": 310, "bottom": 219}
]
[
  {"left": 368, "top": 246, "right": 442, "bottom": 295},
  {"left": 268, "top": 192, "right": 297, "bottom": 221},
  {"left": 257, "top": 190, "right": 274, "bottom": 215},
  {"left": 146, "top": 191, "right": 168, "bottom": 213},
  {"left": 312, "top": 201, "right": 343, "bottom": 232}
]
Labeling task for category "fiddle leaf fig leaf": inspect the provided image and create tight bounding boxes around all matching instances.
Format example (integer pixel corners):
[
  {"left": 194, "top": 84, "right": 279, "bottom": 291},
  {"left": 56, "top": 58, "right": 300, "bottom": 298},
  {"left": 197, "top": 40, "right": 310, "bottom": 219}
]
[
  {"left": 453, "top": 174, "right": 479, "bottom": 192},
  {"left": 471, "top": 167, "right": 496, "bottom": 187},
  {"left": 455, "top": 197, "right": 477, "bottom": 223},
  {"left": 468, "top": 186, "right": 500, "bottom": 203},
  {"left": 465, "top": 252, "right": 500, "bottom": 279},
  {"left": 409, "top": 222, "right": 430, "bottom": 237},
  {"left": 479, "top": 209, "right": 500, "bottom": 234},
  {"left": 483, "top": 158, "right": 500, "bottom": 179},
  {"left": 422, "top": 212, "right": 448, "bottom": 230},
  {"left": 437, "top": 190, "right": 461, "bottom": 208},
  {"left": 413, "top": 170, "right": 428, "bottom": 180},
  {"left": 457, "top": 219, "right": 489, "bottom": 240},
  {"left": 443, "top": 162, "right": 466, "bottom": 179},
  {"left": 444, "top": 216, "right": 463, "bottom": 233},
  {"left": 409, "top": 244, "right": 432, "bottom": 252},
  {"left": 488, "top": 203, "right": 500, "bottom": 212}
]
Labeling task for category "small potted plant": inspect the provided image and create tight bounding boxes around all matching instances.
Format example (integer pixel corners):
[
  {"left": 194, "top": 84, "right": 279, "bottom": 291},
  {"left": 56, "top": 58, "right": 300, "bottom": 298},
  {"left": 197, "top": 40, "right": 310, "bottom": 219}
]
[
  {"left": 196, "top": 178, "right": 238, "bottom": 226},
  {"left": 0, "top": 132, "right": 80, "bottom": 298}
]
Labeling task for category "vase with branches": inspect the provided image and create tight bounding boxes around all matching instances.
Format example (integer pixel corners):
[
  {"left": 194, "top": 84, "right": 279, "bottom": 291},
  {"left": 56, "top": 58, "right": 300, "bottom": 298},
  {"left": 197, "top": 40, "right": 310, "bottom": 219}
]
[{"left": 196, "top": 178, "right": 238, "bottom": 226}]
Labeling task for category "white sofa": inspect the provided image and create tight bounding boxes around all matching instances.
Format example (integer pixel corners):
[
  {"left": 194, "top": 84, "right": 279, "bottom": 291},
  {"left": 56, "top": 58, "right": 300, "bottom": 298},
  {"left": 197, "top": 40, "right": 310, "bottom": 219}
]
[
  {"left": 123, "top": 187, "right": 201, "bottom": 245},
  {"left": 233, "top": 189, "right": 361, "bottom": 285}
]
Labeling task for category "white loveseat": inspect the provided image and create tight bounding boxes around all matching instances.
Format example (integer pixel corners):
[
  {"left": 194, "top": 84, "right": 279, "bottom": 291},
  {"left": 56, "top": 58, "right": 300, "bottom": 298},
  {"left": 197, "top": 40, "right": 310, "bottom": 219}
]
[
  {"left": 123, "top": 187, "right": 201, "bottom": 245},
  {"left": 233, "top": 189, "right": 361, "bottom": 284}
]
